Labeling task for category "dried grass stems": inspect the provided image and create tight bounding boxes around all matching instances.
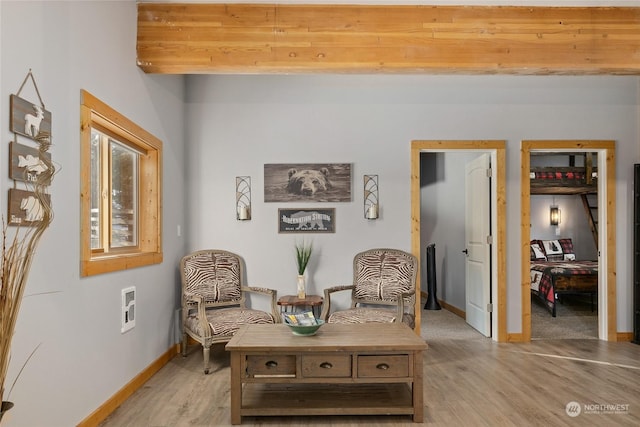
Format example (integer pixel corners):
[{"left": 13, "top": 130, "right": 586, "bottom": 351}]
[{"left": 0, "top": 132, "right": 54, "bottom": 403}]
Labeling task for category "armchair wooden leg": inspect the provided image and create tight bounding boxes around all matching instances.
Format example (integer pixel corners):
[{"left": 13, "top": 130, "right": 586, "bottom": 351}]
[
  {"left": 202, "top": 345, "right": 211, "bottom": 374},
  {"left": 181, "top": 333, "right": 188, "bottom": 357}
]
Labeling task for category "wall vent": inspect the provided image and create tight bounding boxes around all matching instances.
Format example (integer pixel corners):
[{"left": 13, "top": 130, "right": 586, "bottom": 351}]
[{"left": 121, "top": 286, "right": 136, "bottom": 333}]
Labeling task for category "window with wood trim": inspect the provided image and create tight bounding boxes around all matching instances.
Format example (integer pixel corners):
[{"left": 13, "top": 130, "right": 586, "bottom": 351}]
[{"left": 80, "top": 90, "right": 162, "bottom": 276}]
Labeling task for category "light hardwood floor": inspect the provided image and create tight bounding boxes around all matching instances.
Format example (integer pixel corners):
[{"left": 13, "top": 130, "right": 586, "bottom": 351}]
[{"left": 100, "top": 314, "right": 640, "bottom": 426}]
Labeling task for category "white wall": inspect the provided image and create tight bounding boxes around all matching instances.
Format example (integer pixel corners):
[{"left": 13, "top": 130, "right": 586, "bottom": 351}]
[
  {"left": 1, "top": 2, "right": 186, "bottom": 426},
  {"left": 185, "top": 74, "right": 639, "bottom": 337}
]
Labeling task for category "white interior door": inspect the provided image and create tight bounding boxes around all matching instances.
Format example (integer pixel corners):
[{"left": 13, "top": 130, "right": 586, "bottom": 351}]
[{"left": 464, "top": 153, "right": 491, "bottom": 337}]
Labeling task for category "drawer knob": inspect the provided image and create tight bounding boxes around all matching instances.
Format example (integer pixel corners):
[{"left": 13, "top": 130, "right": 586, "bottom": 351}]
[
  {"left": 376, "top": 363, "right": 390, "bottom": 370},
  {"left": 265, "top": 360, "right": 278, "bottom": 368},
  {"left": 319, "top": 362, "right": 333, "bottom": 369}
]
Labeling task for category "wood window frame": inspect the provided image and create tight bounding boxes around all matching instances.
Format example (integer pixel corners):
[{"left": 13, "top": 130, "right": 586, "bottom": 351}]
[{"left": 80, "top": 90, "right": 163, "bottom": 276}]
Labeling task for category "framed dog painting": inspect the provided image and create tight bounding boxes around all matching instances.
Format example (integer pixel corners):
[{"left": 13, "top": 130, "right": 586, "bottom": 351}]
[{"left": 264, "top": 163, "right": 351, "bottom": 202}]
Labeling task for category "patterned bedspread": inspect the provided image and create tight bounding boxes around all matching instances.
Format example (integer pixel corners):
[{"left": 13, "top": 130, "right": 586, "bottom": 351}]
[
  {"left": 530, "top": 260, "right": 598, "bottom": 316},
  {"left": 531, "top": 170, "right": 586, "bottom": 181}
]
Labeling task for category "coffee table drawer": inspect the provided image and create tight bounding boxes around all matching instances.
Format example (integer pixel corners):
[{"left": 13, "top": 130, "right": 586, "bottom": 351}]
[
  {"left": 357, "top": 355, "right": 409, "bottom": 378},
  {"left": 246, "top": 355, "right": 296, "bottom": 376},
  {"left": 301, "top": 354, "right": 352, "bottom": 377}
]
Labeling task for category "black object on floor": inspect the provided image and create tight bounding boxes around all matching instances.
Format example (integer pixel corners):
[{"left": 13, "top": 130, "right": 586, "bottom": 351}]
[{"left": 424, "top": 243, "right": 441, "bottom": 310}]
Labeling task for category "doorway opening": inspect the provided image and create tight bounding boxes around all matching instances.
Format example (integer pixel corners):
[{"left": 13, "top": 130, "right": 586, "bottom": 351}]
[
  {"left": 521, "top": 140, "right": 617, "bottom": 342},
  {"left": 411, "top": 141, "right": 506, "bottom": 342}
]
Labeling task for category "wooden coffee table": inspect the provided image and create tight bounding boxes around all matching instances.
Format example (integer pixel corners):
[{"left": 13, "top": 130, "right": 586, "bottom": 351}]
[{"left": 225, "top": 322, "right": 427, "bottom": 424}]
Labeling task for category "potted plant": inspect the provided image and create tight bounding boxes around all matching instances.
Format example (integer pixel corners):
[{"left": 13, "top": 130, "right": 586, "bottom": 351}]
[
  {"left": 295, "top": 240, "right": 312, "bottom": 299},
  {"left": 0, "top": 132, "right": 54, "bottom": 422}
]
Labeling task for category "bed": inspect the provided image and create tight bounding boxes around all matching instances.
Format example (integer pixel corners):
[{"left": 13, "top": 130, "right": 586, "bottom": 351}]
[
  {"left": 530, "top": 153, "right": 597, "bottom": 196},
  {"left": 529, "top": 239, "right": 598, "bottom": 317}
]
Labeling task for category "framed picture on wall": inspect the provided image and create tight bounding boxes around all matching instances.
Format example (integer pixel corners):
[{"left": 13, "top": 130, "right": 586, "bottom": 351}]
[
  {"left": 9, "top": 141, "right": 52, "bottom": 185},
  {"left": 8, "top": 188, "right": 50, "bottom": 226},
  {"left": 10, "top": 95, "right": 52, "bottom": 141},
  {"left": 265, "top": 163, "right": 351, "bottom": 202},
  {"left": 278, "top": 208, "right": 335, "bottom": 233}
]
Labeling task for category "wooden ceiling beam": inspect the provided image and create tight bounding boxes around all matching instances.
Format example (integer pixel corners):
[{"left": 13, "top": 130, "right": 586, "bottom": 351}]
[{"left": 137, "top": 3, "right": 640, "bottom": 75}]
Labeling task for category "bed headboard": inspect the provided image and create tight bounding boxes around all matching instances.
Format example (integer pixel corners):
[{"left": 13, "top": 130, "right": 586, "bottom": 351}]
[{"left": 530, "top": 238, "right": 576, "bottom": 262}]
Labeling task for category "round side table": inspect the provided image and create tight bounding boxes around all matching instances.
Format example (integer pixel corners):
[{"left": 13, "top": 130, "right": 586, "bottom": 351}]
[{"left": 277, "top": 294, "right": 324, "bottom": 318}]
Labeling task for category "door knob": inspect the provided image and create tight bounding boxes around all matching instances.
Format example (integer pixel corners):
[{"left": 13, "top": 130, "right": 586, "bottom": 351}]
[{"left": 462, "top": 249, "right": 468, "bottom": 255}]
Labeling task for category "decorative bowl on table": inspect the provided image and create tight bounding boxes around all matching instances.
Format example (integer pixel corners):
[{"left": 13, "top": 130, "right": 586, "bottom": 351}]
[{"left": 284, "top": 318, "right": 325, "bottom": 336}]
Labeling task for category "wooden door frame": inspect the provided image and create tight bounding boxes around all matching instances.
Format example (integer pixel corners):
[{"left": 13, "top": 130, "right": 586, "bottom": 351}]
[
  {"left": 411, "top": 140, "right": 507, "bottom": 342},
  {"left": 521, "top": 140, "right": 617, "bottom": 341}
]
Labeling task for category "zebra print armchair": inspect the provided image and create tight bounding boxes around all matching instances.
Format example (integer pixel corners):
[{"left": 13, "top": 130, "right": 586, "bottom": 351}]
[
  {"left": 180, "top": 249, "right": 279, "bottom": 374},
  {"left": 320, "top": 248, "right": 418, "bottom": 329}
]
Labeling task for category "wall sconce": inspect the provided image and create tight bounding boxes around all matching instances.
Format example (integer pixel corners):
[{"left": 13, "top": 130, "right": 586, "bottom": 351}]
[
  {"left": 550, "top": 206, "right": 561, "bottom": 226},
  {"left": 364, "top": 174, "right": 379, "bottom": 220},
  {"left": 236, "top": 176, "right": 251, "bottom": 220}
]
